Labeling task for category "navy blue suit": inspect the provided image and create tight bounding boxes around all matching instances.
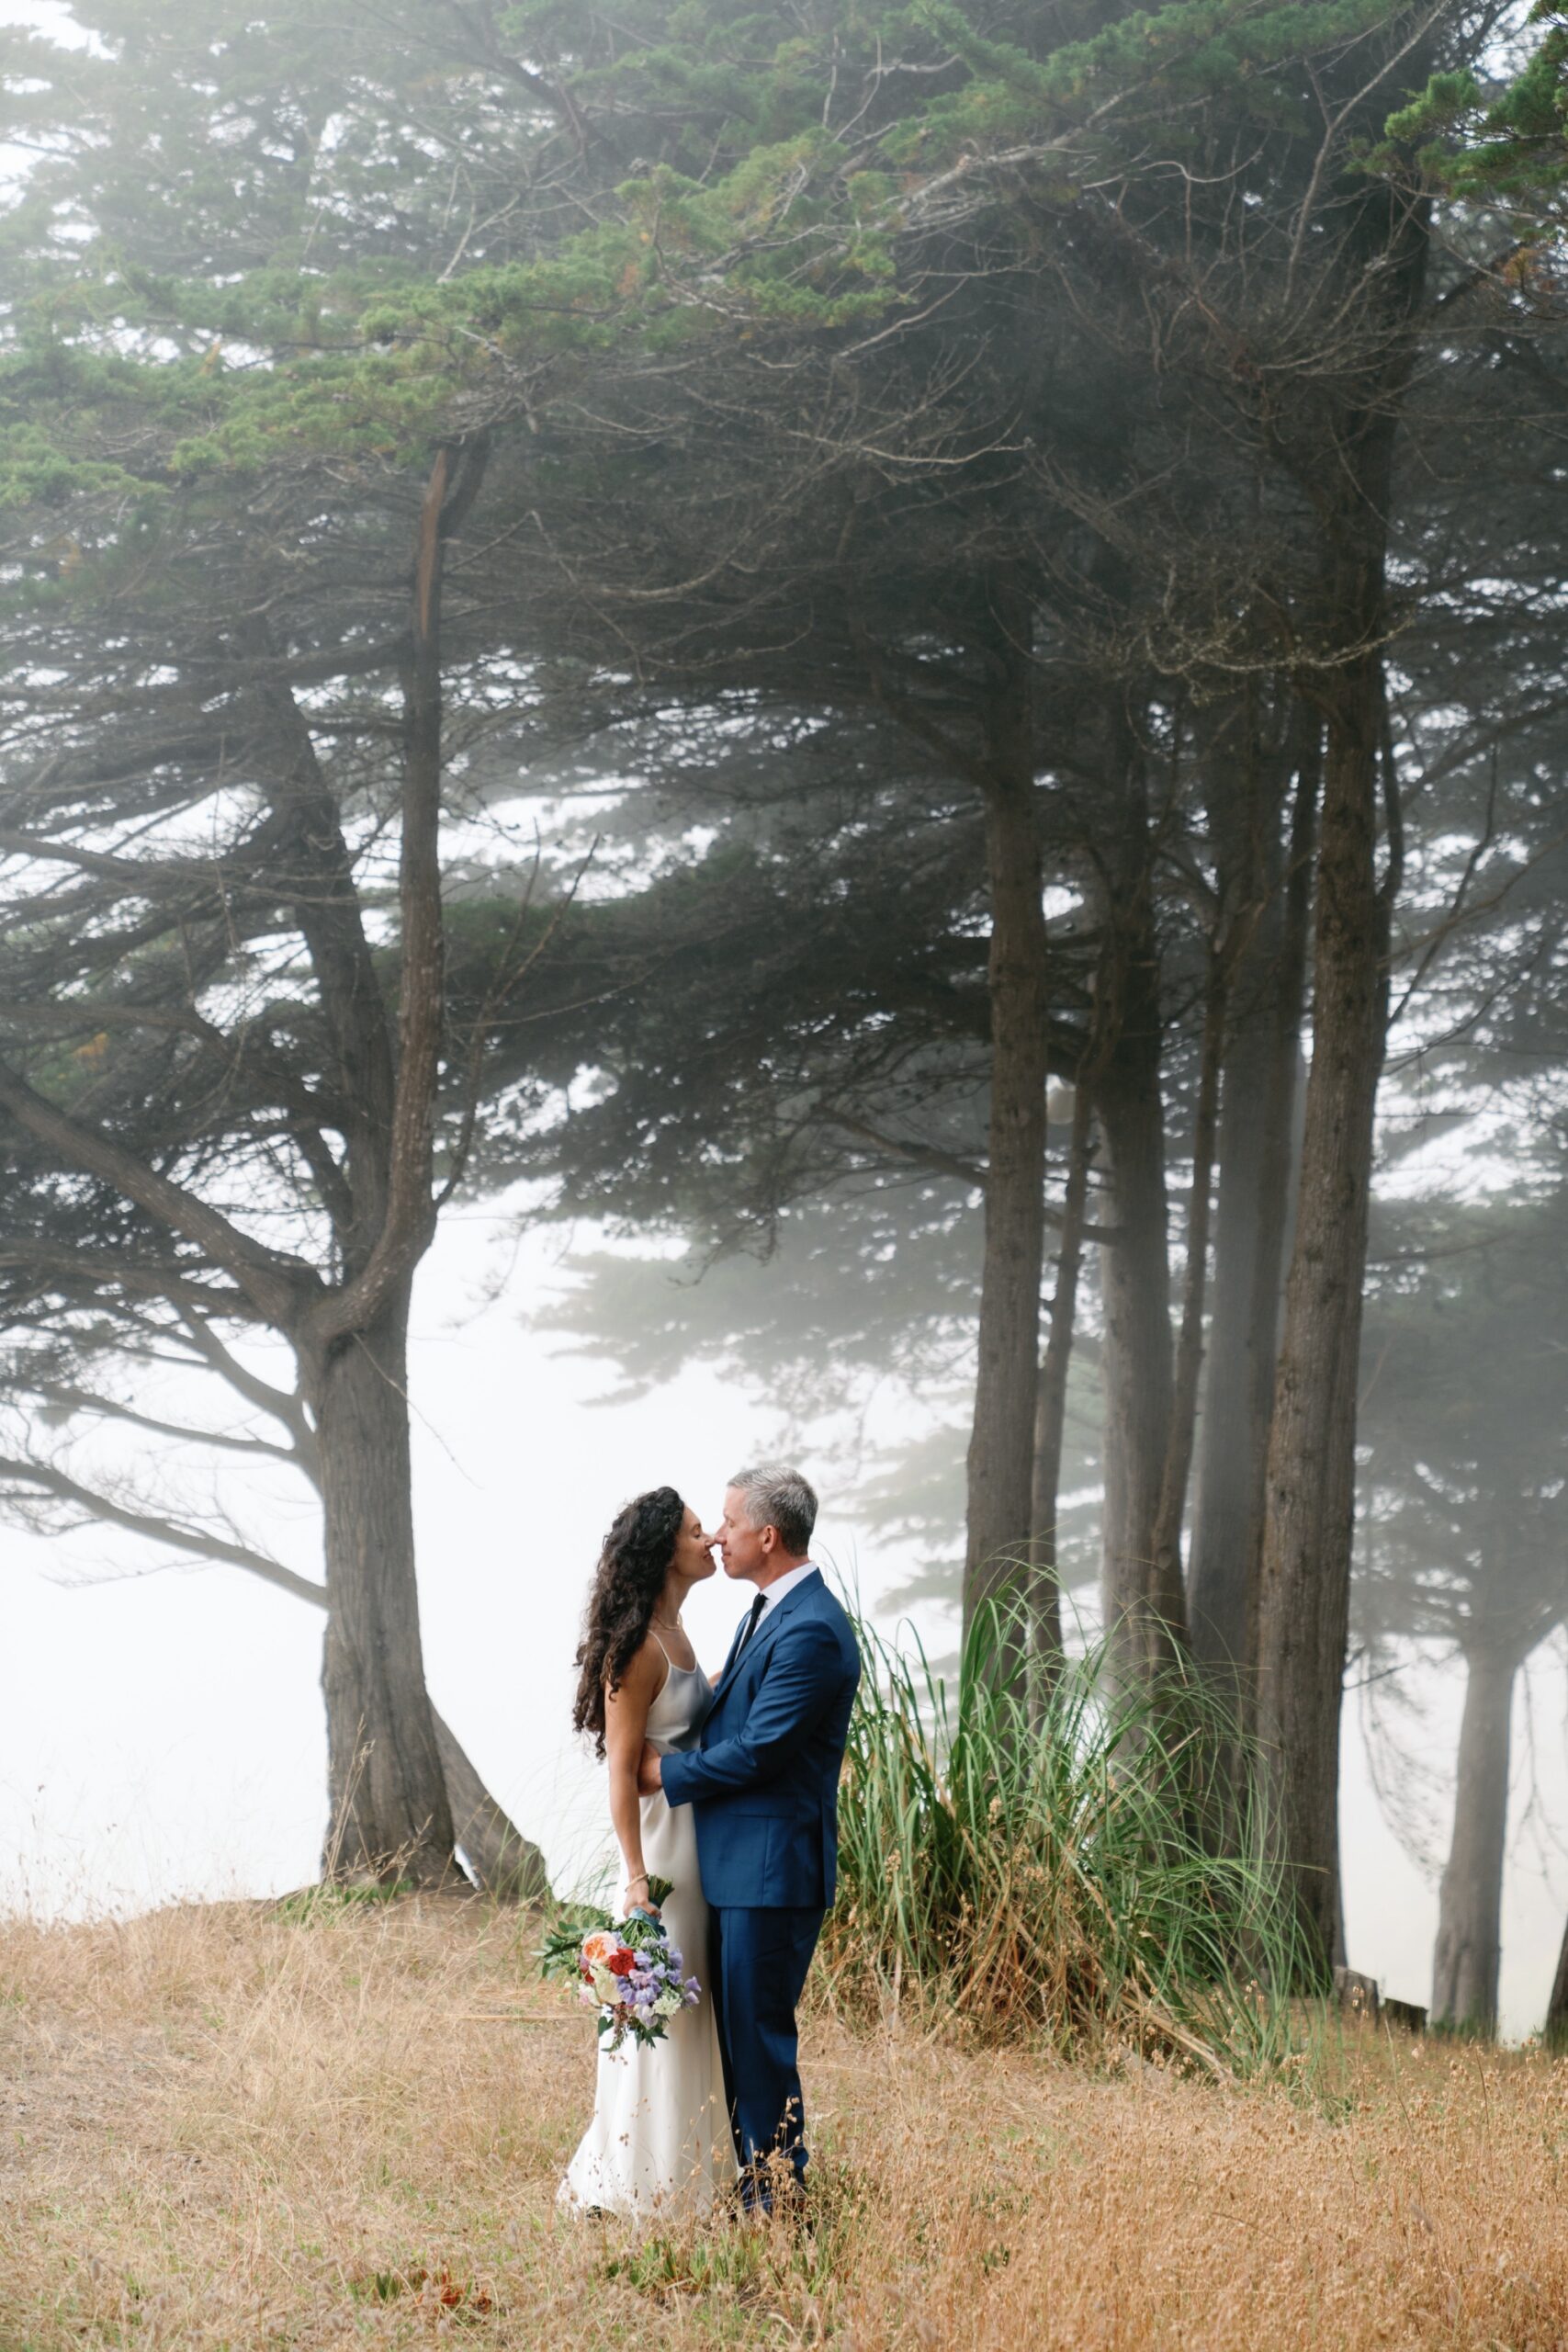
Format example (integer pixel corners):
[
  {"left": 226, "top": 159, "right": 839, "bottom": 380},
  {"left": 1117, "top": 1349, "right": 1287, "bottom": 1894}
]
[{"left": 661, "top": 1567, "right": 860, "bottom": 2201}]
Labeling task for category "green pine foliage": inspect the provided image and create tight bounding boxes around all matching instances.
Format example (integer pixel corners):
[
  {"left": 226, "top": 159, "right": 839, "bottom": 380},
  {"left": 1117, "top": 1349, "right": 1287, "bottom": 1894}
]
[
  {"left": 2, "top": 0, "right": 1461, "bottom": 525},
  {"left": 1372, "top": 4, "right": 1568, "bottom": 206}
]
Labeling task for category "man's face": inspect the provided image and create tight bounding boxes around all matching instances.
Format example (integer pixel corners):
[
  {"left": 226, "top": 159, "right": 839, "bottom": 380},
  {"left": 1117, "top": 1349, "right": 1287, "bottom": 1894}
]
[{"left": 716, "top": 1485, "right": 770, "bottom": 1581}]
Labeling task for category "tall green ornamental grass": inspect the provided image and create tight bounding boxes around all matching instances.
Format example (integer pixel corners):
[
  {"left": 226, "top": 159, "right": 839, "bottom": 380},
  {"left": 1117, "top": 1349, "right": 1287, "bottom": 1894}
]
[{"left": 818, "top": 1600, "right": 1310, "bottom": 2078}]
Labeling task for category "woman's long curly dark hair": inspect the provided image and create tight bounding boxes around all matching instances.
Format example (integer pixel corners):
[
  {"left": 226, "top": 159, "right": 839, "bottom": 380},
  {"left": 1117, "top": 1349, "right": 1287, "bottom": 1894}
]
[{"left": 572, "top": 1485, "right": 686, "bottom": 1758}]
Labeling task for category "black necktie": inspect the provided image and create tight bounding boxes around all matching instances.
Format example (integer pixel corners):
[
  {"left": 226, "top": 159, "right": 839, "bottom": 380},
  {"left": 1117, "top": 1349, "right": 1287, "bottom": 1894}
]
[{"left": 733, "top": 1593, "right": 766, "bottom": 1661}]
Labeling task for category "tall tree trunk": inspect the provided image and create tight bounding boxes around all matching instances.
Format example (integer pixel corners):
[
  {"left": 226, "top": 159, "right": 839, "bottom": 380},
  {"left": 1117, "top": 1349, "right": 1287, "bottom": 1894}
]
[
  {"left": 296, "top": 438, "right": 489, "bottom": 1885},
  {"left": 313, "top": 1280, "right": 456, "bottom": 1886},
  {"left": 1190, "top": 711, "right": 1320, "bottom": 1702},
  {"left": 1096, "top": 771, "right": 1179, "bottom": 1694},
  {"left": 182, "top": 1320, "right": 548, "bottom": 1897},
  {"left": 1546, "top": 1907, "right": 1568, "bottom": 2053},
  {"left": 1249, "top": 158, "right": 1431, "bottom": 1979},
  {"left": 1029, "top": 1064, "right": 1095, "bottom": 1706},
  {"left": 1255, "top": 646, "right": 1388, "bottom": 1979},
  {"left": 1255, "top": 167, "right": 1427, "bottom": 1979},
  {"left": 1147, "top": 941, "right": 1228, "bottom": 1632},
  {"left": 963, "top": 582, "right": 1048, "bottom": 1690},
  {"left": 1430, "top": 1644, "right": 1518, "bottom": 2036}
]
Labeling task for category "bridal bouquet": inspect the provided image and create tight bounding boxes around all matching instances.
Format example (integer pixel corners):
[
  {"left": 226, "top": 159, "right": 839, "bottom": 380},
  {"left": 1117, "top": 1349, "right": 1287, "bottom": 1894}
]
[{"left": 538, "top": 1876, "right": 702, "bottom": 2052}]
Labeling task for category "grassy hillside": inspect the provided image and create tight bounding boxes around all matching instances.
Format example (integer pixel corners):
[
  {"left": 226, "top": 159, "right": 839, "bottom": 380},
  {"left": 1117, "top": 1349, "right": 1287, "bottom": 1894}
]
[{"left": 1, "top": 1896, "right": 1564, "bottom": 2349}]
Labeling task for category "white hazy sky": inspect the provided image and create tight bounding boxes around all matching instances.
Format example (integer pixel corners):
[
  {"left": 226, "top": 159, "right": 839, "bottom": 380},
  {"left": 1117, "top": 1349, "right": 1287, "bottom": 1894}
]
[{"left": 1, "top": 0, "right": 1565, "bottom": 2041}]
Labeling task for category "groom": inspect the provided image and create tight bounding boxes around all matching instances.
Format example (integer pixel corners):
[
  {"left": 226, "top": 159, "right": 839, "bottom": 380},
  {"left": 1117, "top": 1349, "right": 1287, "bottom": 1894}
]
[{"left": 639, "top": 1463, "right": 860, "bottom": 2211}]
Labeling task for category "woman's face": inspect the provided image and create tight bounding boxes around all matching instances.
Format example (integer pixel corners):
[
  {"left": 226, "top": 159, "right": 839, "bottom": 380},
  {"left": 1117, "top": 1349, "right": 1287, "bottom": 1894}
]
[{"left": 671, "top": 1502, "right": 717, "bottom": 1585}]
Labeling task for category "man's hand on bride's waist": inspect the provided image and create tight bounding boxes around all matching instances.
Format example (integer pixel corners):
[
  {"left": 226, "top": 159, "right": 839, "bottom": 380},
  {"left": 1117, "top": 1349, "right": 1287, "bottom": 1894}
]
[{"left": 637, "top": 1741, "right": 664, "bottom": 1796}]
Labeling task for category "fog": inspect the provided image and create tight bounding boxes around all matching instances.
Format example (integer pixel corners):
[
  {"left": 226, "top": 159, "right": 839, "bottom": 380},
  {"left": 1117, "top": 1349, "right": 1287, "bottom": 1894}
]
[{"left": 4, "top": 0, "right": 1568, "bottom": 2055}]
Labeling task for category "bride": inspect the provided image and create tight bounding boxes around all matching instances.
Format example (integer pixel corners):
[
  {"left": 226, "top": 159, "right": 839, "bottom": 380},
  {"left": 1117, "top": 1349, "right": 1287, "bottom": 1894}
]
[{"left": 558, "top": 1487, "right": 738, "bottom": 2218}]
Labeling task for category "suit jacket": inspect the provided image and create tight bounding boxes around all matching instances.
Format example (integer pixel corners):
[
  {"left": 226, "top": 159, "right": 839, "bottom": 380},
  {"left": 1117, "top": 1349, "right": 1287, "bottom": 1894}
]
[{"left": 660, "top": 1567, "right": 861, "bottom": 1910}]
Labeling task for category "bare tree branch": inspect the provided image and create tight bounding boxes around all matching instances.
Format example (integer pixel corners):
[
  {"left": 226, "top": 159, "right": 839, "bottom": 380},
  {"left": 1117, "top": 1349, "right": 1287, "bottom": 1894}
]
[{"left": 0, "top": 1057, "right": 317, "bottom": 1326}]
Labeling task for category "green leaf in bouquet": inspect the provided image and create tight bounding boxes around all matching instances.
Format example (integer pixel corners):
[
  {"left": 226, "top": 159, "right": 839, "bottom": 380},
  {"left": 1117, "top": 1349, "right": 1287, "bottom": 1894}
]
[
  {"left": 536, "top": 1905, "right": 614, "bottom": 1984},
  {"left": 619, "top": 1909, "right": 669, "bottom": 1954}
]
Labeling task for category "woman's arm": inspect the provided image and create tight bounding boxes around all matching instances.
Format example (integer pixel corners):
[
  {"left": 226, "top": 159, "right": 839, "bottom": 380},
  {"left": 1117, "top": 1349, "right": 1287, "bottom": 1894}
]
[{"left": 604, "top": 1636, "right": 665, "bottom": 1909}]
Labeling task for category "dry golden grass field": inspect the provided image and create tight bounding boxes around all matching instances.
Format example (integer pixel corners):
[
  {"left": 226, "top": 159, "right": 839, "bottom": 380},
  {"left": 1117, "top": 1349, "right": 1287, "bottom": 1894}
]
[{"left": 2, "top": 1894, "right": 1566, "bottom": 2352}]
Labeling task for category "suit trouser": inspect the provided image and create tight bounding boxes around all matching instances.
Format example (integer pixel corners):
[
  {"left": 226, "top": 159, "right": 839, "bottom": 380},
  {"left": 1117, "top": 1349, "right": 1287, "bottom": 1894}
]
[{"left": 709, "top": 1904, "right": 824, "bottom": 2201}]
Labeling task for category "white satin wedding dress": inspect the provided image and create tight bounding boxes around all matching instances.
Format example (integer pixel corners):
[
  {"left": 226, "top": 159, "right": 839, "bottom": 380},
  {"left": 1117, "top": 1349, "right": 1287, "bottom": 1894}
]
[{"left": 558, "top": 1648, "right": 737, "bottom": 2218}]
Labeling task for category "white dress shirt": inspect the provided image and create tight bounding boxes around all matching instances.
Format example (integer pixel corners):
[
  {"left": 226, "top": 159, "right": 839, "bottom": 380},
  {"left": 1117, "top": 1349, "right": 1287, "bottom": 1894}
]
[{"left": 754, "top": 1561, "right": 818, "bottom": 1620}]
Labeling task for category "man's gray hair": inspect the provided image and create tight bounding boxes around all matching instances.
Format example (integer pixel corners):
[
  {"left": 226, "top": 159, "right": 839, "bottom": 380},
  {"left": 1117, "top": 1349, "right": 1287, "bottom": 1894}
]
[{"left": 728, "top": 1463, "right": 818, "bottom": 1557}]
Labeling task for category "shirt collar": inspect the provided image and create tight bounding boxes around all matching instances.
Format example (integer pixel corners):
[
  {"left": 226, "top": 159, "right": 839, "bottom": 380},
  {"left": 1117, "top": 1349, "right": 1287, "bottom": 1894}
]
[{"left": 755, "top": 1561, "right": 817, "bottom": 1619}]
